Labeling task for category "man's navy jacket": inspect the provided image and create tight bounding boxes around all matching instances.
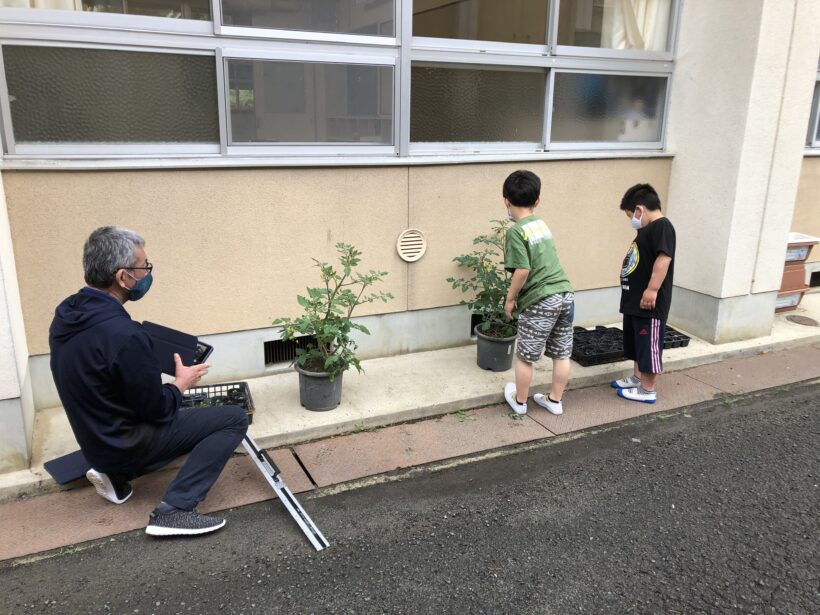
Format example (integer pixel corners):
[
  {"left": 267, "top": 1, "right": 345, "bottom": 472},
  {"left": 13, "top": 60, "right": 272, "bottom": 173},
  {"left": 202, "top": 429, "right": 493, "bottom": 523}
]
[{"left": 49, "top": 287, "right": 181, "bottom": 473}]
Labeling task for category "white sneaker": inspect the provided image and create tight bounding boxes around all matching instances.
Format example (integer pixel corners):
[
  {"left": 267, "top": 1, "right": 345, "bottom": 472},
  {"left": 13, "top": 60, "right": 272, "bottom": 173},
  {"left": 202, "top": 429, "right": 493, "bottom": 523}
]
[
  {"left": 611, "top": 375, "right": 641, "bottom": 389},
  {"left": 86, "top": 468, "right": 133, "bottom": 504},
  {"left": 533, "top": 393, "right": 563, "bottom": 415},
  {"left": 504, "top": 382, "right": 527, "bottom": 415},
  {"left": 617, "top": 386, "right": 657, "bottom": 404}
]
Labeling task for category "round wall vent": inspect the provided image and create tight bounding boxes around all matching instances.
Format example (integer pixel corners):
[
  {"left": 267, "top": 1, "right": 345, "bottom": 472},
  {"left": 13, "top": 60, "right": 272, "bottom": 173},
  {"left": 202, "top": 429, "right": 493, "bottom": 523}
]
[{"left": 396, "top": 228, "right": 427, "bottom": 263}]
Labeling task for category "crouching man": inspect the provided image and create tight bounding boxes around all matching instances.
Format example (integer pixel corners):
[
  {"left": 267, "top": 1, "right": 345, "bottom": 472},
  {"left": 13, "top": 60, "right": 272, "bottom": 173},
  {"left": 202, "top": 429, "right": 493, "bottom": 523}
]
[{"left": 49, "top": 226, "right": 248, "bottom": 537}]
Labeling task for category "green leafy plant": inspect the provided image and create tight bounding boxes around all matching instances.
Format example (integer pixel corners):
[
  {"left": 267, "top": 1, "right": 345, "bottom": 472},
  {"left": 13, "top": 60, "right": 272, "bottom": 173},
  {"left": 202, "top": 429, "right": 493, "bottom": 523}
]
[
  {"left": 273, "top": 243, "right": 393, "bottom": 379},
  {"left": 447, "top": 219, "right": 517, "bottom": 338}
]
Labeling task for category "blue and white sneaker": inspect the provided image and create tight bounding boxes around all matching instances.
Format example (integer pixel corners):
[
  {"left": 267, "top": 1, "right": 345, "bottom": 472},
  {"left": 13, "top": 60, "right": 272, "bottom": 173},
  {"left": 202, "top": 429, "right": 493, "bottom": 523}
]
[
  {"left": 617, "top": 386, "right": 657, "bottom": 404},
  {"left": 611, "top": 375, "right": 641, "bottom": 389}
]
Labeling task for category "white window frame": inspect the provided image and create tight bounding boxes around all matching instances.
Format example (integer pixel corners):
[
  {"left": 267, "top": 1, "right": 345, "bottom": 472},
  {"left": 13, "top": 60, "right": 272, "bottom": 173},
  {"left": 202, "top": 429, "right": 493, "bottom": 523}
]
[
  {"left": 220, "top": 47, "right": 398, "bottom": 157},
  {"left": 211, "top": 0, "right": 399, "bottom": 48},
  {"left": 0, "top": 40, "right": 221, "bottom": 157},
  {"left": 551, "top": 0, "right": 679, "bottom": 62},
  {"left": 547, "top": 68, "right": 671, "bottom": 152},
  {"left": 808, "top": 70, "right": 820, "bottom": 150},
  {"left": 0, "top": 0, "right": 680, "bottom": 167}
]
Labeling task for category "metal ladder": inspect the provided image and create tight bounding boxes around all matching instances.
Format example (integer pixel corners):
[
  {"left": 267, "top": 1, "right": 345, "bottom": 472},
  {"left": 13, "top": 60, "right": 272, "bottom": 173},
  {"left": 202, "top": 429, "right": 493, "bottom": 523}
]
[{"left": 242, "top": 435, "right": 330, "bottom": 551}]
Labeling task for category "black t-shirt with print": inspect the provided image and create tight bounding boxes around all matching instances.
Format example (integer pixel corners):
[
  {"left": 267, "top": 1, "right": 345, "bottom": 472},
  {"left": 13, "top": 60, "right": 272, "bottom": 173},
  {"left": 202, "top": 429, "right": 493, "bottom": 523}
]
[{"left": 619, "top": 216, "right": 676, "bottom": 321}]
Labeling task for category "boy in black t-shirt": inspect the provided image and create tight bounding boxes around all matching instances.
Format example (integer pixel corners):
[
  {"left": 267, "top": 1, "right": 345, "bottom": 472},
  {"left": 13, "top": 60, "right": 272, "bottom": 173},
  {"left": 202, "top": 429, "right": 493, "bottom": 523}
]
[{"left": 611, "top": 184, "right": 676, "bottom": 404}]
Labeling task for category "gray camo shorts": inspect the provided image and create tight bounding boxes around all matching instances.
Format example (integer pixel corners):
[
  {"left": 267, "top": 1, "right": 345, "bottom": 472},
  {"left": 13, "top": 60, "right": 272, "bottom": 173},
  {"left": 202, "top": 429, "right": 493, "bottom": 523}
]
[{"left": 516, "top": 292, "right": 575, "bottom": 363}]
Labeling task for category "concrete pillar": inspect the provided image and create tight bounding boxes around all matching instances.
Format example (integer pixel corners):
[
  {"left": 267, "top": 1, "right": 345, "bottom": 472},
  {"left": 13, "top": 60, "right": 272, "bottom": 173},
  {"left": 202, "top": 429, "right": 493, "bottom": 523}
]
[
  {"left": 665, "top": 0, "right": 820, "bottom": 343},
  {"left": 0, "top": 173, "right": 34, "bottom": 472}
]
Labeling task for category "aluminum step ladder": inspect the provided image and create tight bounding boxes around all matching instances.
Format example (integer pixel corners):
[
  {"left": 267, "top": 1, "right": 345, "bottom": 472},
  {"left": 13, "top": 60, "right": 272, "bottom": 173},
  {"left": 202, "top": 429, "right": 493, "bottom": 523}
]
[{"left": 242, "top": 435, "right": 329, "bottom": 551}]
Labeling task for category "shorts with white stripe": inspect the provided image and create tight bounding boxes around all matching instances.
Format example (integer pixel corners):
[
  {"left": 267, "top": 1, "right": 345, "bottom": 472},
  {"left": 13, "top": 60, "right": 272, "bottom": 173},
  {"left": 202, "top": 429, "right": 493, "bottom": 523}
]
[
  {"left": 516, "top": 292, "right": 575, "bottom": 363},
  {"left": 622, "top": 315, "right": 666, "bottom": 375}
]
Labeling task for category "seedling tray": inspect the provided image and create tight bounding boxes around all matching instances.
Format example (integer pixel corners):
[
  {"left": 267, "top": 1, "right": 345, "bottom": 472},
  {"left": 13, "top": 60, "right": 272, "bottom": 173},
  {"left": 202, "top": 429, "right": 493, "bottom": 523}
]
[
  {"left": 571, "top": 326, "right": 625, "bottom": 367},
  {"left": 570, "top": 325, "right": 692, "bottom": 367},
  {"left": 181, "top": 381, "right": 255, "bottom": 424}
]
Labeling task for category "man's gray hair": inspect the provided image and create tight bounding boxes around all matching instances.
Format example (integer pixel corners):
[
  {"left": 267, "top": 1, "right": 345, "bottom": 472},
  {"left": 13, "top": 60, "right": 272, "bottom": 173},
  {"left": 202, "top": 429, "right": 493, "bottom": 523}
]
[{"left": 83, "top": 226, "right": 145, "bottom": 288}]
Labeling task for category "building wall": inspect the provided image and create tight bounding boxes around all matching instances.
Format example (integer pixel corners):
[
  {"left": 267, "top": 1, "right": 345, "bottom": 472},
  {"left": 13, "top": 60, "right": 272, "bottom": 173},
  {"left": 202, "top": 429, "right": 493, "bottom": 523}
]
[
  {"left": 793, "top": 157, "right": 820, "bottom": 263},
  {"left": 4, "top": 157, "right": 671, "bottom": 356}
]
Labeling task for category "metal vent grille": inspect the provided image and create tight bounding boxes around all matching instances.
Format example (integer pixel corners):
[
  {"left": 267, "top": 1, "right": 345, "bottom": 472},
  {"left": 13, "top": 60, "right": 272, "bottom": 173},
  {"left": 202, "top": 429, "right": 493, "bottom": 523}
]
[
  {"left": 396, "top": 228, "right": 427, "bottom": 262},
  {"left": 264, "top": 335, "right": 318, "bottom": 366}
]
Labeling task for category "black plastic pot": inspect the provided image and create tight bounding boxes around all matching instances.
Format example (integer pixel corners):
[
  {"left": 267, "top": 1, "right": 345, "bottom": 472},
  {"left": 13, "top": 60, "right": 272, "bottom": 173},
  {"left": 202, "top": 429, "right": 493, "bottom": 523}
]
[
  {"left": 295, "top": 364, "right": 343, "bottom": 411},
  {"left": 474, "top": 325, "right": 517, "bottom": 372}
]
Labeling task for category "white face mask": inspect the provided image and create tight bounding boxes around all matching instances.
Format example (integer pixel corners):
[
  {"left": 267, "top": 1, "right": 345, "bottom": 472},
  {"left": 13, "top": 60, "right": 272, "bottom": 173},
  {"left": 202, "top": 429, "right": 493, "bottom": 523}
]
[
  {"left": 630, "top": 209, "right": 643, "bottom": 230},
  {"left": 506, "top": 209, "right": 516, "bottom": 222}
]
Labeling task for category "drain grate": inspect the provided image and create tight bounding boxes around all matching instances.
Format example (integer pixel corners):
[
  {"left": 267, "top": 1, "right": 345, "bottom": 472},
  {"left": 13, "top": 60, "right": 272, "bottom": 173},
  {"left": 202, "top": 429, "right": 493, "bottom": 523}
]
[{"left": 265, "top": 335, "right": 318, "bottom": 365}]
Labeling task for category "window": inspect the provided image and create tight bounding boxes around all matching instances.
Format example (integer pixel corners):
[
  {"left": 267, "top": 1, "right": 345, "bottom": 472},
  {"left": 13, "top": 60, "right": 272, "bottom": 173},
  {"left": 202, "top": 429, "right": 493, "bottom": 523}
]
[
  {"left": 0, "top": 0, "right": 679, "bottom": 163},
  {"left": 809, "top": 77, "right": 820, "bottom": 148},
  {"left": 3, "top": 46, "right": 218, "bottom": 151},
  {"left": 551, "top": 72, "right": 667, "bottom": 145},
  {"left": 226, "top": 60, "right": 393, "bottom": 145},
  {"left": 411, "top": 64, "right": 545, "bottom": 143},
  {"left": 217, "top": 0, "right": 395, "bottom": 39},
  {"left": 412, "top": 0, "right": 549, "bottom": 45},
  {"left": 0, "top": 0, "right": 210, "bottom": 20},
  {"left": 557, "top": 0, "right": 673, "bottom": 53}
]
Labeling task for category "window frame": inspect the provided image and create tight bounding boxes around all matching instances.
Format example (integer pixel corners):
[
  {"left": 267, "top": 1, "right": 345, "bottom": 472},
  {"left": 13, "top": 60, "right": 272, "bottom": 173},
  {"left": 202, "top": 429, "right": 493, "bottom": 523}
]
[
  {"left": 219, "top": 47, "right": 398, "bottom": 156},
  {"left": 211, "top": 0, "right": 399, "bottom": 47},
  {"left": 547, "top": 68, "right": 671, "bottom": 152},
  {"left": 551, "top": 0, "right": 679, "bottom": 62},
  {"left": 0, "top": 0, "right": 681, "bottom": 166},
  {"left": 0, "top": 40, "right": 221, "bottom": 157},
  {"left": 808, "top": 70, "right": 820, "bottom": 150}
]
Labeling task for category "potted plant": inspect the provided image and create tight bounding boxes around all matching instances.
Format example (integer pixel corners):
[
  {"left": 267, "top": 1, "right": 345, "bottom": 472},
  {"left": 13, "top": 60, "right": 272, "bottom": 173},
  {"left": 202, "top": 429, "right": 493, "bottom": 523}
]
[
  {"left": 273, "top": 242, "right": 393, "bottom": 411},
  {"left": 447, "top": 219, "right": 518, "bottom": 371}
]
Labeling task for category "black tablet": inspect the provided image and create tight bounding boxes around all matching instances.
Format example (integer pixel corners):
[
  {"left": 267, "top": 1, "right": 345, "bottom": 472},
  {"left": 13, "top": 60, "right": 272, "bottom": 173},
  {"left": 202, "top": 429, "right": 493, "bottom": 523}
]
[{"left": 143, "top": 321, "right": 213, "bottom": 375}]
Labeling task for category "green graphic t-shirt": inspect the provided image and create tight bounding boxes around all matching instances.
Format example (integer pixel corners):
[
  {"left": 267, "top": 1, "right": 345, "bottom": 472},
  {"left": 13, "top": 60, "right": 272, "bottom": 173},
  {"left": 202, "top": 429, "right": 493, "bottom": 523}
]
[{"left": 504, "top": 215, "right": 573, "bottom": 312}]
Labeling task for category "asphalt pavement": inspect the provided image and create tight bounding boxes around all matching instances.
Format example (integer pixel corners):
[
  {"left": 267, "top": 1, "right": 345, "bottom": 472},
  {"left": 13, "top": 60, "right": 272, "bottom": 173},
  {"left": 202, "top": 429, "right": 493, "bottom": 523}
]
[{"left": 1, "top": 381, "right": 818, "bottom": 615}]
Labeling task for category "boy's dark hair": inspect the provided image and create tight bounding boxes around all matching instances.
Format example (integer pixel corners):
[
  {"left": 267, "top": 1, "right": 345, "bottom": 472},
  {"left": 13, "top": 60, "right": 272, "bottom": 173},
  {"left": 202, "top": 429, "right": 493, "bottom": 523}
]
[
  {"left": 620, "top": 183, "right": 661, "bottom": 212},
  {"left": 503, "top": 170, "right": 541, "bottom": 207}
]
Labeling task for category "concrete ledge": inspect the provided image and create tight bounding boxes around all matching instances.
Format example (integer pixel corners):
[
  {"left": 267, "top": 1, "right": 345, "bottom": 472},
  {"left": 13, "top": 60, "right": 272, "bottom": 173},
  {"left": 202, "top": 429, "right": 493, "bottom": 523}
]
[{"left": 2, "top": 293, "right": 819, "bottom": 504}]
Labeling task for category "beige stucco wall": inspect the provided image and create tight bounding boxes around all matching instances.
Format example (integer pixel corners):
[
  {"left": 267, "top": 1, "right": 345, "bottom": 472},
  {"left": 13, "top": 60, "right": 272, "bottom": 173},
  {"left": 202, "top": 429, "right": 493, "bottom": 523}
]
[
  {"left": 793, "top": 157, "right": 820, "bottom": 263},
  {"left": 4, "top": 157, "right": 671, "bottom": 356}
]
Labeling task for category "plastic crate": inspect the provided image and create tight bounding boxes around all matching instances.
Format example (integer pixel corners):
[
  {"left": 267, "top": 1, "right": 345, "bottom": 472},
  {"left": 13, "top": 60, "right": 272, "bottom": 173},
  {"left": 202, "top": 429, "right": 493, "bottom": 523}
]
[{"left": 181, "top": 381, "right": 255, "bottom": 424}]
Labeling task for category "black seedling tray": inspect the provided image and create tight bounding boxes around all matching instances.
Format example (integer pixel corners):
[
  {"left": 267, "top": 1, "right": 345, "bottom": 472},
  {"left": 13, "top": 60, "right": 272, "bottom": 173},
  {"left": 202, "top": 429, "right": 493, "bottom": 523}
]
[
  {"left": 571, "top": 326, "right": 625, "bottom": 367},
  {"left": 181, "top": 381, "right": 255, "bottom": 424},
  {"left": 663, "top": 326, "right": 691, "bottom": 348},
  {"left": 570, "top": 325, "right": 692, "bottom": 367}
]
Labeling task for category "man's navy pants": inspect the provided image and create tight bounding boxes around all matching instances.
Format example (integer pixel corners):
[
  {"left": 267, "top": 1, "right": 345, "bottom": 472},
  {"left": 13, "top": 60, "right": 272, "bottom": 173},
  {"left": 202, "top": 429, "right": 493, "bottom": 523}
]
[{"left": 125, "top": 405, "right": 248, "bottom": 511}]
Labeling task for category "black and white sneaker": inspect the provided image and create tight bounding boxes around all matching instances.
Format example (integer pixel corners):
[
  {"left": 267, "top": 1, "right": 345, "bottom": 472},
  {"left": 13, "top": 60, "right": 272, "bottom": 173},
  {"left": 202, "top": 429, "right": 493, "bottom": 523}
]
[
  {"left": 145, "top": 509, "right": 226, "bottom": 537},
  {"left": 86, "top": 469, "right": 133, "bottom": 504}
]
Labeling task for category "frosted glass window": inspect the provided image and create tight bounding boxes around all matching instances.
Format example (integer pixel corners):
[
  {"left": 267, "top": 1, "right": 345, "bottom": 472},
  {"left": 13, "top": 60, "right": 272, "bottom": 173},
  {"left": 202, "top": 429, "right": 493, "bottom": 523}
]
[
  {"left": 551, "top": 73, "right": 666, "bottom": 143},
  {"left": 557, "top": 0, "right": 672, "bottom": 52},
  {"left": 3, "top": 46, "right": 218, "bottom": 143},
  {"left": 413, "top": 0, "right": 548, "bottom": 45},
  {"left": 0, "top": 0, "right": 211, "bottom": 20},
  {"left": 221, "top": 0, "right": 394, "bottom": 37},
  {"left": 411, "top": 65, "right": 545, "bottom": 142},
  {"left": 227, "top": 60, "right": 394, "bottom": 144}
]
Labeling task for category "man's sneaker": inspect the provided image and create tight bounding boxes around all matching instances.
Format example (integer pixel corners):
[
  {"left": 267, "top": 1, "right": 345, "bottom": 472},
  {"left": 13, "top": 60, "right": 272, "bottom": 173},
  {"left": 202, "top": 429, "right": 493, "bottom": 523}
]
[
  {"left": 504, "top": 382, "right": 527, "bottom": 415},
  {"left": 617, "top": 386, "right": 657, "bottom": 404},
  {"left": 611, "top": 375, "right": 641, "bottom": 389},
  {"left": 145, "top": 508, "right": 226, "bottom": 537},
  {"left": 533, "top": 393, "right": 563, "bottom": 416},
  {"left": 86, "top": 469, "right": 133, "bottom": 505}
]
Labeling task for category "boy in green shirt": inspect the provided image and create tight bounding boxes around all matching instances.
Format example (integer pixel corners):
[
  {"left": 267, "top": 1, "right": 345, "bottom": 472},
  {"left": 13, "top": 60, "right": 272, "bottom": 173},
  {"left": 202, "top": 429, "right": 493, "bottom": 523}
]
[{"left": 503, "top": 170, "right": 574, "bottom": 416}]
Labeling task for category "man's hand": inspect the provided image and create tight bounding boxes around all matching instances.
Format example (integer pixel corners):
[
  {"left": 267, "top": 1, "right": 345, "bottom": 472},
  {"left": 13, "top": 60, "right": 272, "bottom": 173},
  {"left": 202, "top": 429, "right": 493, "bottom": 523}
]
[
  {"left": 640, "top": 288, "right": 657, "bottom": 311},
  {"left": 504, "top": 297, "right": 517, "bottom": 320},
  {"left": 171, "top": 353, "right": 209, "bottom": 394}
]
